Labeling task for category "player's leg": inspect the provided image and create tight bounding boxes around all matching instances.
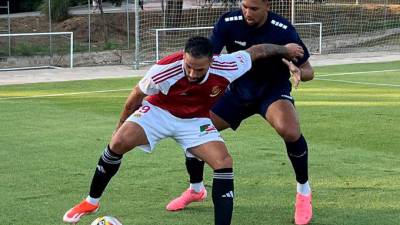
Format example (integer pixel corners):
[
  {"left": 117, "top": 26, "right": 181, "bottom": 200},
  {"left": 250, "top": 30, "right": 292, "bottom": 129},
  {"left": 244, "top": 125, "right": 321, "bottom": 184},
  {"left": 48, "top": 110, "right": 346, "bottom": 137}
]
[
  {"left": 167, "top": 94, "right": 253, "bottom": 211},
  {"left": 64, "top": 102, "right": 166, "bottom": 224},
  {"left": 263, "top": 98, "right": 312, "bottom": 225},
  {"left": 265, "top": 99, "right": 310, "bottom": 191},
  {"left": 189, "top": 141, "right": 234, "bottom": 225},
  {"left": 63, "top": 121, "right": 148, "bottom": 223},
  {"left": 183, "top": 111, "right": 231, "bottom": 190}
]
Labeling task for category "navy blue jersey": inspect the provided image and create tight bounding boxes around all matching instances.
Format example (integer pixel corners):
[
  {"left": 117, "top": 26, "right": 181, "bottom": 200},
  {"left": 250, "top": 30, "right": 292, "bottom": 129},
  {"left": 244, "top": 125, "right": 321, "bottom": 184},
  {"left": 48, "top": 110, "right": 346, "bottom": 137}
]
[{"left": 210, "top": 10, "right": 310, "bottom": 101}]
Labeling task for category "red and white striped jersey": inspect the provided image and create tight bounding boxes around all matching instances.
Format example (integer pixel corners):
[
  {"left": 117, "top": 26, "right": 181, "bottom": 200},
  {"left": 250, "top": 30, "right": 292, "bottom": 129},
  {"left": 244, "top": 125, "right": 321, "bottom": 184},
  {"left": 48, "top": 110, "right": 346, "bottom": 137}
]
[{"left": 138, "top": 50, "right": 252, "bottom": 118}]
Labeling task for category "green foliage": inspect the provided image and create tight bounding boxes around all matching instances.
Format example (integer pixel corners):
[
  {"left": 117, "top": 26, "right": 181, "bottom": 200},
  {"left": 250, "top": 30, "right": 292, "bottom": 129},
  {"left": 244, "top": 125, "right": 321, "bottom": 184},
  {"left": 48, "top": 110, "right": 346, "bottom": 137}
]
[
  {"left": 8, "top": 0, "right": 42, "bottom": 13},
  {"left": 103, "top": 40, "right": 121, "bottom": 50},
  {"left": 40, "top": 0, "right": 70, "bottom": 22},
  {"left": 109, "top": 0, "right": 123, "bottom": 7},
  {"left": 69, "top": 0, "right": 90, "bottom": 7}
]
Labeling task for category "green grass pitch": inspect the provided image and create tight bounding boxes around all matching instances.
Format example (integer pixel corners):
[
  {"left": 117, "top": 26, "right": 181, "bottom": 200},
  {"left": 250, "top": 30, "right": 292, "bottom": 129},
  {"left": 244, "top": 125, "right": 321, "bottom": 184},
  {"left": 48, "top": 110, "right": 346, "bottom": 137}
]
[{"left": 0, "top": 61, "right": 399, "bottom": 225}]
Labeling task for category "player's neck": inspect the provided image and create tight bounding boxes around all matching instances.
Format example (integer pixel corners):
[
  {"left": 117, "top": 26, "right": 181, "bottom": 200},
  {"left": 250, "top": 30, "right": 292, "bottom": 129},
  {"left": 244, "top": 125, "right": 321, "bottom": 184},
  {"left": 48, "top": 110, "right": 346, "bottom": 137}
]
[{"left": 253, "top": 13, "right": 268, "bottom": 29}]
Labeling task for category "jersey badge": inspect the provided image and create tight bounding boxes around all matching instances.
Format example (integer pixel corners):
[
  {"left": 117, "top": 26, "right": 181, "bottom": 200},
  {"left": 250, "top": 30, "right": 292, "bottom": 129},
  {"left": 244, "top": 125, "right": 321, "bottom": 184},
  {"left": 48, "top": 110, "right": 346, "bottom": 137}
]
[{"left": 210, "top": 86, "right": 222, "bottom": 97}]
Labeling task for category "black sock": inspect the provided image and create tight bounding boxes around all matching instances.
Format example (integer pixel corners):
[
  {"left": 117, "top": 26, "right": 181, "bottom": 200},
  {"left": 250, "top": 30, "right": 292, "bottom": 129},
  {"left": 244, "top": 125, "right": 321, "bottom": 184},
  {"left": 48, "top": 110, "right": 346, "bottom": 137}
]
[
  {"left": 185, "top": 157, "right": 205, "bottom": 183},
  {"left": 212, "top": 168, "right": 234, "bottom": 225},
  {"left": 89, "top": 145, "right": 122, "bottom": 198},
  {"left": 285, "top": 134, "right": 308, "bottom": 184}
]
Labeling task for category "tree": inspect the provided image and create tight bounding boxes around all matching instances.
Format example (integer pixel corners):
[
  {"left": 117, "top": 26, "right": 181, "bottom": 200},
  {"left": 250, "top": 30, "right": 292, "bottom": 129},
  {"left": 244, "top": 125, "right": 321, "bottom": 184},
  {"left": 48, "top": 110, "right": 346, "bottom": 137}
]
[
  {"left": 95, "top": 0, "right": 109, "bottom": 43},
  {"left": 40, "top": 0, "right": 69, "bottom": 22},
  {"left": 6, "top": 0, "right": 42, "bottom": 13}
]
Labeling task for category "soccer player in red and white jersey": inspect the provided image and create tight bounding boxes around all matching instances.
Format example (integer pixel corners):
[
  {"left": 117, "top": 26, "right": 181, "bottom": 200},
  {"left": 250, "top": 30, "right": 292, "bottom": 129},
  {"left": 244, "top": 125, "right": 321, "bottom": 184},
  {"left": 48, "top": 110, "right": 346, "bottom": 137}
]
[{"left": 63, "top": 36, "right": 304, "bottom": 225}]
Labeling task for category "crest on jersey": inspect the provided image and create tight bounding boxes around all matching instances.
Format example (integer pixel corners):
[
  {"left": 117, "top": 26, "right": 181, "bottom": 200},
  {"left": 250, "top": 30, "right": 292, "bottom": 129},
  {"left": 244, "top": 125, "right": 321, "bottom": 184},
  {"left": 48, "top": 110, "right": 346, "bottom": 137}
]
[{"left": 210, "top": 86, "right": 222, "bottom": 97}]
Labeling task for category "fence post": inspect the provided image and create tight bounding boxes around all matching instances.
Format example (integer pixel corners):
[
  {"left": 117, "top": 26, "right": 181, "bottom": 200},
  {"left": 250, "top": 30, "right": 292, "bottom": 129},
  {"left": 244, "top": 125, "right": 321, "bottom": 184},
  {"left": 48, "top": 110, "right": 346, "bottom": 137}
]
[
  {"left": 48, "top": 0, "right": 53, "bottom": 65},
  {"left": 88, "top": 0, "right": 91, "bottom": 52},
  {"left": 126, "top": 0, "right": 130, "bottom": 50}
]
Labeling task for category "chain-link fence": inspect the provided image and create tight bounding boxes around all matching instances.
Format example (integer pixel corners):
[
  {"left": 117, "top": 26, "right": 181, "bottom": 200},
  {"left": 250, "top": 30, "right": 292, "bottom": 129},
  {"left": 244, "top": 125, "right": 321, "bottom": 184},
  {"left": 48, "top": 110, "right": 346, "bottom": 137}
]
[{"left": 0, "top": 0, "right": 399, "bottom": 69}]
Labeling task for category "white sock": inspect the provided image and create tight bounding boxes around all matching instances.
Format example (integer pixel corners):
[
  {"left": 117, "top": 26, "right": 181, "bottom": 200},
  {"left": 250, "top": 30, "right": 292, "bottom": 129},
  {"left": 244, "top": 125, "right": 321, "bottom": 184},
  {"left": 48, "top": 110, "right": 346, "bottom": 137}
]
[
  {"left": 86, "top": 196, "right": 100, "bottom": 205},
  {"left": 297, "top": 181, "right": 311, "bottom": 196},
  {"left": 190, "top": 182, "right": 204, "bottom": 193}
]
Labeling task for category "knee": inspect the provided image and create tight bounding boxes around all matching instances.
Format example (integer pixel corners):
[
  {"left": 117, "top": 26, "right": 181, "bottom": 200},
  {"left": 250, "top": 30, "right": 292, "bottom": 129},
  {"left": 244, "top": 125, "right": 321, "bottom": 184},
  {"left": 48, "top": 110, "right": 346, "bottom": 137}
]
[
  {"left": 110, "top": 134, "right": 128, "bottom": 155},
  {"left": 212, "top": 154, "right": 233, "bottom": 170},
  {"left": 275, "top": 124, "right": 301, "bottom": 142}
]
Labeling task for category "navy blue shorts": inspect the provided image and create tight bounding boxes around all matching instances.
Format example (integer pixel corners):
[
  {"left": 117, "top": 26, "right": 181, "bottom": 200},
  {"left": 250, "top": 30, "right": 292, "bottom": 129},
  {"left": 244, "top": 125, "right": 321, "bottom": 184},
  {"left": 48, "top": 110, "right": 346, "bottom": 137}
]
[{"left": 211, "top": 81, "right": 294, "bottom": 130}]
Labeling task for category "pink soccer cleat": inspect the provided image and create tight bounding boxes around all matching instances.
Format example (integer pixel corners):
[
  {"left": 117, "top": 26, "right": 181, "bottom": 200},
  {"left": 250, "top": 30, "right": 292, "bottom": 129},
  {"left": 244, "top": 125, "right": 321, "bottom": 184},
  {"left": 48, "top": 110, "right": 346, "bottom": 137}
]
[
  {"left": 63, "top": 199, "right": 99, "bottom": 223},
  {"left": 294, "top": 193, "right": 312, "bottom": 225},
  {"left": 166, "top": 188, "right": 207, "bottom": 211}
]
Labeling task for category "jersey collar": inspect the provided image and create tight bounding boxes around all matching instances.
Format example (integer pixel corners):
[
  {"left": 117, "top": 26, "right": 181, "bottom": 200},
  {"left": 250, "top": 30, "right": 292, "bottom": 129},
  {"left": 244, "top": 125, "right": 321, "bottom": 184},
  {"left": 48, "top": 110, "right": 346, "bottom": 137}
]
[{"left": 181, "top": 62, "right": 210, "bottom": 85}]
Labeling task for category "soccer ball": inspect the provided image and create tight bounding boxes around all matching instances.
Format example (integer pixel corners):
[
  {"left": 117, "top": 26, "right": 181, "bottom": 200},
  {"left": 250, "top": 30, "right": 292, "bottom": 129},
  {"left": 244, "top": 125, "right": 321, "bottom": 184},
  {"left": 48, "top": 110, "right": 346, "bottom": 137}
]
[{"left": 90, "top": 216, "right": 122, "bottom": 225}]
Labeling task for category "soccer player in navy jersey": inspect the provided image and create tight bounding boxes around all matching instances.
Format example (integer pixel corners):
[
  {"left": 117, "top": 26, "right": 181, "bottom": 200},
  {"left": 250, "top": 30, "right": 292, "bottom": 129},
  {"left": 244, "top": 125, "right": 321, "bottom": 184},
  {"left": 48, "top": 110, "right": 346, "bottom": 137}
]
[
  {"left": 63, "top": 36, "right": 303, "bottom": 225},
  {"left": 167, "top": 1, "right": 314, "bottom": 224}
]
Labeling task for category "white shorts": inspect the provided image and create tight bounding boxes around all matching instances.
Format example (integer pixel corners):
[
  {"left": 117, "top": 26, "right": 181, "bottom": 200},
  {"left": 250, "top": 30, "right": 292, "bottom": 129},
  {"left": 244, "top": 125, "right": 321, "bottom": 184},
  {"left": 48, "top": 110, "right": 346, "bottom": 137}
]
[{"left": 126, "top": 101, "right": 224, "bottom": 157}]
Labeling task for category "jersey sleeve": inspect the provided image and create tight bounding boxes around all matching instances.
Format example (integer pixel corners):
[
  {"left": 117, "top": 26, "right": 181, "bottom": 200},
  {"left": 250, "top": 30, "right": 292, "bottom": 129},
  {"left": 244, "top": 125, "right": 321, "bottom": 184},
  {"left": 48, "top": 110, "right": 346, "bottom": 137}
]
[
  {"left": 285, "top": 25, "right": 310, "bottom": 66},
  {"left": 138, "top": 64, "right": 171, "bottom": 95},
  {"left": 209, "top": 13, "right": 228, "bottom": 54},
  {"left": 211, "top": 50, "right": 252, "bottom": 83}
]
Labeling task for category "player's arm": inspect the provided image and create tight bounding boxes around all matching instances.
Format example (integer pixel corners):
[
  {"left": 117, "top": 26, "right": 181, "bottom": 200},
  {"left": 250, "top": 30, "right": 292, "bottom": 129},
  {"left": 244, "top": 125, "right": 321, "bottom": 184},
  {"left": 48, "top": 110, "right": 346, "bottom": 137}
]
[
  {"left": 282, "top": 59, "right": 314, "bottom": 89},
  {"left": 299, "top": 61, "right": 314, "bottom": 82},
  {"left": 114, "top": 85, "right": 147, "bottom": 132},
  {"left": 209, "top": 12, "right": 228, "bottom": 54},
  {"left": 245, "top": 43, "right": 304, "bottom": 62}
]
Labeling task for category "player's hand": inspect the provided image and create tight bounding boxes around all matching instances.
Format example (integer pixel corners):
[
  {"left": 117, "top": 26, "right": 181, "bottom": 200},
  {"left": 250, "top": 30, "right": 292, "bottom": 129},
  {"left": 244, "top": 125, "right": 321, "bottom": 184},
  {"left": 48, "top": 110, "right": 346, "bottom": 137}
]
[
  {"left": 284, "top": 43, "right": 304, "bottom": 62},
  {"left": 282, "top": 58, "right": 301, "bottom": 88}
]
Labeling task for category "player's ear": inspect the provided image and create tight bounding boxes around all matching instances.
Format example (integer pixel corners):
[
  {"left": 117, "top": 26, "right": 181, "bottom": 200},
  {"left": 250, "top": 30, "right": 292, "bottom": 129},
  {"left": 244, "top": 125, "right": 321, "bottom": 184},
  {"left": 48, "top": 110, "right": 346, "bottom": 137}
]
[{"left": 265, "top": 0, "right": 271, "bottom": 9}]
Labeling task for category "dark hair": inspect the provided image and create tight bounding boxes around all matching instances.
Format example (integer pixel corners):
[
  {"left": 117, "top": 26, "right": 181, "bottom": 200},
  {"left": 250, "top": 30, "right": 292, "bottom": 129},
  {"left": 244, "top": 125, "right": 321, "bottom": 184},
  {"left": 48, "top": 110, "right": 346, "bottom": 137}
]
[{"left": 184, "top": 36, "right": 213, "bottom": 58}]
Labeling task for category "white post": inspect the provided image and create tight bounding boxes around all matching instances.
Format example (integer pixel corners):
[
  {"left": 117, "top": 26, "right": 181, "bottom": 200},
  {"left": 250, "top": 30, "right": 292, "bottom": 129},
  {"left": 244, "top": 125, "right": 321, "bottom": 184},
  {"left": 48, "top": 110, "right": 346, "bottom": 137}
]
[
  {"left": 319, "top": 23, "right": 322, "bottom": 54},
  {"left": 291, "top": 0, "right": 295, "bottom": 24},
  {"left": 156, "top": 30, "right": 159, "bottom": 62},
  {"left": 70, "top": 32, "right": 74, "bottom": 68}
]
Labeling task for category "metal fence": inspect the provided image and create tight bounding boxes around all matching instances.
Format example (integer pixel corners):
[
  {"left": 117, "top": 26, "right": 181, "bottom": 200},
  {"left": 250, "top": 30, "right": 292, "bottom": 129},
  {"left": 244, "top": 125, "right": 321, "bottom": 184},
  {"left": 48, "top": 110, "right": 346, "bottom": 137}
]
[{"left": 0, "top": 0, "right": 399, "bottom": 69}]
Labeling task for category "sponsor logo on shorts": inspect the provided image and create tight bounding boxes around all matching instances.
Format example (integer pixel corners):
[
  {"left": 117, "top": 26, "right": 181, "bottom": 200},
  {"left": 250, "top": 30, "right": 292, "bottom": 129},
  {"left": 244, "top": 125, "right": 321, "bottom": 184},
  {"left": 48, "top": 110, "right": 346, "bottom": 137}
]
[
  {"left": 210, "top": 86, "right": 222, "bottom": 97},
  {"left": 199, "top": 124, "right": 217, "bottom": 136},
  {"left": 132, "top": 113, "right": 142, "bottom": 118}
]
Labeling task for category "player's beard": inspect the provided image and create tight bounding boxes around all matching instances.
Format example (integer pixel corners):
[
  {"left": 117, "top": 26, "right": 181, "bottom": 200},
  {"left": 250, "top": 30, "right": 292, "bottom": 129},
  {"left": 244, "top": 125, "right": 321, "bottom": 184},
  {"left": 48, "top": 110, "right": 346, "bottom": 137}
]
[{"left": 186, "top": 74, "right": 204, "bottom": 83}]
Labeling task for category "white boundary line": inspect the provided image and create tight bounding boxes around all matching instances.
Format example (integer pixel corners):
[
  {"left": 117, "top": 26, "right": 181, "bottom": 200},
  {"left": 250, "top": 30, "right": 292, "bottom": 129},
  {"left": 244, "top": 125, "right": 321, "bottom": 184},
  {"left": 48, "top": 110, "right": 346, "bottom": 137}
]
[
  {"left": 316, "top": 78, "right": 400, "bottom": 87},
  {"left": 0, "top": 88, "right": 131, "bottom": 100},
  {"left": 316, "top": 68, "right": 400, "bottom": 87},
  {"left": 318, "top": 69, "right": 400, "bottom": 77},
  {"left": 1, "top": 69, "right": 400, "bottom": 100}
]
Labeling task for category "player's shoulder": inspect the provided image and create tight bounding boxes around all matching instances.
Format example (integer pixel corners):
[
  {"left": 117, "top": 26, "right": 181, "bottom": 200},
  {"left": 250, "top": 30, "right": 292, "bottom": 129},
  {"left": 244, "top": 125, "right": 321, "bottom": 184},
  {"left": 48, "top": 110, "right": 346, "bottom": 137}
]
[
  {"left": 147, "top": 52, "right": 183, "bottom": 83},
  {"left": 211, "top": 51, "right": 250, "bottom": 73},
  {"left": 157, "top": 51, "right": 184, "bottom": 65},
  {"left": 267, "top": 11, "right": 294, "bottom": 32},
  {"left": 218, "top": 10, "right": 243, "bottom": 24}
]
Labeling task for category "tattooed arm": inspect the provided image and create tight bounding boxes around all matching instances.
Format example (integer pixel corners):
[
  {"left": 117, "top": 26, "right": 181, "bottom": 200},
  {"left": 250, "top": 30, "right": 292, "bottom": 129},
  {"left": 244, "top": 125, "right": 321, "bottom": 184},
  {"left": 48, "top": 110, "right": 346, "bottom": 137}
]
[{"left": 245, "top": 43, "right": 304, "bottom": 62}]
